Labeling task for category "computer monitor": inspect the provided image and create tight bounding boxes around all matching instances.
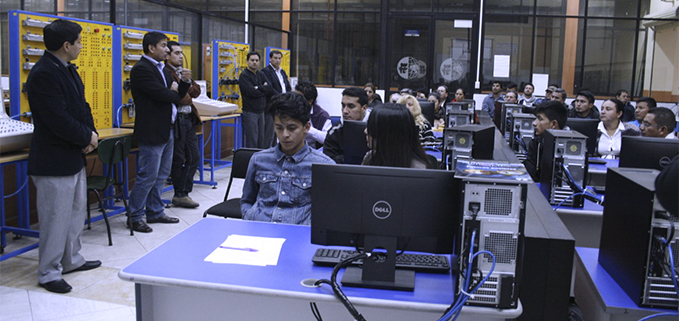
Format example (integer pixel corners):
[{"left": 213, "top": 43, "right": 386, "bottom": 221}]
[
  {"left": 419, "top": 101, "right": 436, "bottom": 126},
  {"left": 566, "top": 118, "right": 599, "bottom": 156},
  {"left": 341, "top": 120, "right": 369, "bottom": 165},
  {"left": 311, "top": 164, "right": 460, "bottom": 291},
  {"left": 619, "top": 136, "right": 679, "bottom": 171}
]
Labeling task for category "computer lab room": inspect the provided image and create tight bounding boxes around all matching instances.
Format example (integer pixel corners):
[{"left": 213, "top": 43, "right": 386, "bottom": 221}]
[{"left": 1, "top": 0, "right": 678, "bottom": 320}]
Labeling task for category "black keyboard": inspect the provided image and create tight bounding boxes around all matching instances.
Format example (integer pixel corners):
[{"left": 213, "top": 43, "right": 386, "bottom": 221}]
[{"left": 312, "top": 249, "right": 450, "bottom": 273}]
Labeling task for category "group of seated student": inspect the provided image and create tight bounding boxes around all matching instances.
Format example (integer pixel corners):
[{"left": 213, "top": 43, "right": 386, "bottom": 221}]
[
  {"left": 241, "top": 88, "right": 433, "bottom": 226},
  {"left": 396, "top": 94, "right": 436, "bottom": 142},
  {"left": 427, "top": 92, "right": 445, "bottom": 128}
]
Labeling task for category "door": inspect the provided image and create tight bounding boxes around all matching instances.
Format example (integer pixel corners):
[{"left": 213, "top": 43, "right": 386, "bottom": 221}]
[{"left": 387, "top": 16, "right": 477, "bottom": 97}]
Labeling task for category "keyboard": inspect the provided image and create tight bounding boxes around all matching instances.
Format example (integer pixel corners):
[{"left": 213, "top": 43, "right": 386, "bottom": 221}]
[{"left": 312, "top": 248, "right": 450, "bottom": 273}]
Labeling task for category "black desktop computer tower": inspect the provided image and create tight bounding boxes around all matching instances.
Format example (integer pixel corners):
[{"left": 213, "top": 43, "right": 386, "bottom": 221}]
[
  {"left": 455, "top": 163, "right": 527, "bottom": 309},
  {"left": 446, "top": 101, "right": 472, "bottom": 112},
  {"left": 509, "top": 112, "right": 535, "bottom": 155},
  {"left": 501, "top": 103, "right": 523, "bottom": 141},
  {"left": 539, "top": 129, "right": 588, "bottom": 207},
  {"left": 443, "top": 124, "right": 494, "bottom": 170},
  {"left": 598, "top": 167, "right": 679, "bottom": 309},
  {"left": 446, "top": 109, "right": 474, "bottom": 128}
]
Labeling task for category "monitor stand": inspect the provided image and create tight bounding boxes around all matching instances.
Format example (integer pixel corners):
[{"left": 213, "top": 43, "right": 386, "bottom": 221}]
[{"left": 340, "top": 235, "right": 415, "bottom": 291}]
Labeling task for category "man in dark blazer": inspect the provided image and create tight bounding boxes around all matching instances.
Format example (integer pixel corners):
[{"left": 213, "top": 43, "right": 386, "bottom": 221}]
[
  {"left": 261, "top": 50, "right": 291, "bottom": 147},
  {"left": 26, "top": 19, "right": 101, "bottom": 294},
  {"left": 128, "top": 32, "right": 191, "bottom": 233}
]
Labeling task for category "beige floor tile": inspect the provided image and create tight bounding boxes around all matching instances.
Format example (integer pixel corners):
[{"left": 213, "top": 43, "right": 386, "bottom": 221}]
[{"left": 0, "top": 286, "right": 33, "bottom": 320}]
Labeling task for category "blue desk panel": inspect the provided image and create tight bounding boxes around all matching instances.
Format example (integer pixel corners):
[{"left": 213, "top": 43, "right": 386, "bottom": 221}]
[{"left": 120, "top": 218, "right": 521, "bottom": 320}]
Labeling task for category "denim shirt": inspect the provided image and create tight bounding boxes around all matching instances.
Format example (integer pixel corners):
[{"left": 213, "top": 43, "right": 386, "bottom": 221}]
[{"left": 241, "top": 143, "right": 335, "bottom": 225}]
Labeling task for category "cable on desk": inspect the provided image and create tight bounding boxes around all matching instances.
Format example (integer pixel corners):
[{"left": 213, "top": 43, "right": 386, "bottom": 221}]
[
  {"left": 309, "top": 302, "right": 323, "bottom": 321},
  {"left": 3, "top": 176, "right": 28, "bottom": 199},
  {"left": 438, "top": 229, "right": 496, "bottom": 321},
  {"left": 314, "top": 252, "right": 368, "bottom": 321},
  {"left": 637, "top": 312, "right": 679, "bottom": 320}
]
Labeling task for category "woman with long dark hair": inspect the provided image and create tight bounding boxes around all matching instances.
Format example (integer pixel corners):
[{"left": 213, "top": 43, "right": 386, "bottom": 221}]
[{"left": 362, "top": 103, "right": 430, "bottom": 168}]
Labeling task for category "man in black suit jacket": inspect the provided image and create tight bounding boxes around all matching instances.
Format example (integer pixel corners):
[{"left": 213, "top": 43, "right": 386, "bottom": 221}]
[
  {"left": 261, "top": 50, "right": 291, "bottom": 147},
  {"left": 128, "top": 32, "right": 191, "bottom": 233},
  {"left": 26, "top": 19, "right": 101, "bottom": 294}
]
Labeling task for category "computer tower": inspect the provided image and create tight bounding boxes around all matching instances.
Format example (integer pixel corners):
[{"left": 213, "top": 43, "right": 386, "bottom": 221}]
[
  {"left": 455, "top": 162, "right": 527, "bottom": 309},
  {"left": 509, "top": 113, "right": 535, "bottom": 155},
  {"left": 443, "top": 124, "right": 495, "bottom": 170},
  {"left": 598, "top": 167, "right": 678, "bottom": 308},
  {"left": 446, "top": 101, "right": 472, "bottom": 112},
  {"left": 501, "top": 103, "right": 523, "bottom": 140},
  {"left": 446, "top": 109, "right": 474, "bottom": 128},
  {"left": 539, "top": 129, "right": 588, "bottom": 207}
]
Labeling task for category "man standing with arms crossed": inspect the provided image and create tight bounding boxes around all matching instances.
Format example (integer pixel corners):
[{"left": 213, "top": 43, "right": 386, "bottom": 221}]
[
  {"left": 261, "top": 50, "right": 292, "bottom": 147},
  {"left": 128, "top": 32, "right": 191, "bottom": 233},
  {"left": 239, "top": 52, "right": 270, "bottom": 148},
  {"left": 26, "top": 19, "right": 101, "bottom": 293},
  {"left": 165, "top": 41, "right": 202, "bottom": 208}
]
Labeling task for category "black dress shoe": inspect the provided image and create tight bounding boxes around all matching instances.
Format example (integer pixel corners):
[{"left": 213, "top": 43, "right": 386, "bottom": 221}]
[
  {"left": 39, "top": 279, "right": 72, "bottom": 293},
  {"left": 130, "top": 220, "right": 153, "bottom": 233},
  {"left": 63, "top": 260, "right": 102, "bottom": 275},
  {"left": 147, "top": 215, "right": 180, "bottom": 224}
]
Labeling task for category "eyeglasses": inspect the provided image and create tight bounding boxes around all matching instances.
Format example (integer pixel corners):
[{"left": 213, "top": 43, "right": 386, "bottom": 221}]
[{"left": 641, "top": 121, "right": 657, "bottom": 128}]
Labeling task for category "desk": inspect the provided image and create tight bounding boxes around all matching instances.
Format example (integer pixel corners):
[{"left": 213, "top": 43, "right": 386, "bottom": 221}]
[
  {"left": 574, "top": 247, "right": 669, "bottom": 321},
  {"left": 196, "top": 114, "right": 241, "bottom": 187},
  {"left": 119, "top": 218, "right": 522, "bottom": 321},
  {"left": 97, "top": 127, "right": 134, "bottom": 140},
  {"left": 0, "top": 150, "right": 36, "bottom": 261}
]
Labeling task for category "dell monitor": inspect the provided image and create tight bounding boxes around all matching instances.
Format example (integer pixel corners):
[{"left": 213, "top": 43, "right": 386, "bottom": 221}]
[
  {"left": 341, "top": 120, "right": 369, "bottom": 165},
  {"left": 566, "top": 118, "right": 599, "bottom": 156},
  {"left": 311, "top": 164, "right": 460, "bottom": 291},
  {"left": 619, "top": 136, "right": 679, "bottom": 171}
]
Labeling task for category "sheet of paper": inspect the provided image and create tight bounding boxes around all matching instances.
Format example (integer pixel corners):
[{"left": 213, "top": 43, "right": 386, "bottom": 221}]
[
  {"left": 204, "top": 234, "right": 286, "bottom": 266},
  {"left": 493, "top": 55, "right": 510, "bottom": 78},
  {"left": 532, "top": 73, "right": 549, "bottom": 96}
]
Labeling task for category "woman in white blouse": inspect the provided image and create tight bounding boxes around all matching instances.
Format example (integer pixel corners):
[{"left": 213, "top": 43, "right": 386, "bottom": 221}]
[{"left": 596, "top": 98, "right": 640, "bottom": 158}]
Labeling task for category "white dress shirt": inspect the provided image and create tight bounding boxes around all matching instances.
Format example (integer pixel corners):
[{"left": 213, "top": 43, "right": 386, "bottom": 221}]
[{"left": 597, "top": 121, "right": 624, "bottom": 158}]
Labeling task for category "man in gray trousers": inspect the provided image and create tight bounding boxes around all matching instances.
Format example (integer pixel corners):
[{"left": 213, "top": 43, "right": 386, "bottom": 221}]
[{"left": 26, "top": 19, "right": 102, "bottom": 294}]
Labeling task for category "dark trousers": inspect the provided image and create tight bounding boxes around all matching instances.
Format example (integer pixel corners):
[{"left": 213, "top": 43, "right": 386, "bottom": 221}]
[
  {"left": 242, "top": 110, "right": 266, "bottom": 148},
  {"left": 171, "top": 114, "right": 199, "bottom": 197},
  {"left": 264, "top": 112, "right": 277, "bottom": 148}
]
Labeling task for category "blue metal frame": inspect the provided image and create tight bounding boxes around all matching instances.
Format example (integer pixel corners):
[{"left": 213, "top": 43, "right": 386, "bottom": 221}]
[{"left": 1, "top": 157, "right": 39, "bottom": 262}]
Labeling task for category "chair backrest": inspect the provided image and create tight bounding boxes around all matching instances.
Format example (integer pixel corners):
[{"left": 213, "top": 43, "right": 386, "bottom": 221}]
[
  {"left": 224, "top": 148, "right": 261, "bottom": 201},
  {"left": 98, "top": 136, "right": 132, "bottom": 165}
]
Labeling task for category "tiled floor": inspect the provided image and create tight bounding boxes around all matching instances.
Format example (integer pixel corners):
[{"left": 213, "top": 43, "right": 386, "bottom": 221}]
[{"left": 0, "top": 165, "right": 240, "bottom": 321}]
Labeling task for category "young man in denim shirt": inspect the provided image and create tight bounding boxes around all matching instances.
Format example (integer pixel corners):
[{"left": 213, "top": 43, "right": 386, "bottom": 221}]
[{"left": 241, "top": 92, "right": 335, "bottom": 225}]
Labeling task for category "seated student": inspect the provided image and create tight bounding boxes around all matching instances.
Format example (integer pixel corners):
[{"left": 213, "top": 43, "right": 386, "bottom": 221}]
[
  {"left": 568, "top": 90, "right": 600, "bottom": 120},
  {"left": 364, "top": 82, "right": 382, "bottom": 109},
  {"left": 294, "top": 80, "right": 331, "bottom": 149},
  {"left": 452, "top": 88, "right": 465, "bottom": 102},
  {"left": 640, "top": 107, "right": 677, "bottom": 139},
  {"left": 362, "top": 103, "right": 430, "bottom": 169},
  {"left": 523, "top": 100, "right": 568, "bottom": 182},
  {"left": 427, "top": 92, "right": 445, "bottom": 128},
  {"left": 323, "top": 87, "right": 369, "bottom": 163},
  {"left": 596, "top": 98, "right": 641, "bottom": 158},
  {"left": 397, "top": 94, "right": 436, "bottom": 143},
  {"left": 241, "top": 93, "right": 335, "bottom": 225},
  {"left": 628, "top": 96, "right": 657, "bottom": 128}
]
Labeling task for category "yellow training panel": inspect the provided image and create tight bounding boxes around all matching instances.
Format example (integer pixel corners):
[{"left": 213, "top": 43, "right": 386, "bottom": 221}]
[{"left": 213, "top": 40, "right": 249, "bottom": 113}]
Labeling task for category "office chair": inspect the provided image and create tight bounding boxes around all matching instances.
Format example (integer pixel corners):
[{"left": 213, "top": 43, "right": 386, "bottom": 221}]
[
  {"left": 86, "top": 136, "right": 133, "bottom": 246},
  {"left": 203, "top": 148, "right": 261, "bottom": 219}
]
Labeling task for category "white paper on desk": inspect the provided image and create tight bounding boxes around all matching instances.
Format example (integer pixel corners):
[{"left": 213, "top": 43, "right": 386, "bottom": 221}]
[{"left": 204, "top": 234, "right": 286, "bottom": 266}]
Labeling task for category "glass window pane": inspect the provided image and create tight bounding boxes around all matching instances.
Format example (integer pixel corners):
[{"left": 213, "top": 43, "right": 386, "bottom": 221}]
[
  {"left": 250, "top": 0, "right": 286, "bottom": 11},
  {"left": 0, "top": 0, "right": 20, "bottom": 13},
  {"left": 203, "top": 15, "right": 246, "bottom": 44},
  {"left": 388, "top": 17, "right": 430, "bottom": 91},
  {"left": 208, "top": 0, "right": 244, "bottom": 12},
  {"left": 435, "top": 0, "right": 475, "bottom": 13},
  {"left": 168, "top": 0, "right": 206, "bottom": 11},
  {"left": 64, "top": 0, "right": 89, "bottom": 12},
  {"left": 433, "top": 20, "right": 474, "bottom": 93},
  {"left": 631, "top": 27, "right": 646, "bottom": 98},
  {"left": 533, "top": 17, "right": 564, "bottom": 90},
  {"left": 291, "top": 12, "right": 333, "bottom": 84},
  {"left": 24, "top": 0, "right": 53, "bottom": 13},
  {"left": 389, "top": 0, "right": 431, "bottom": 12},
  {"left": 251, "top": 25, "right": 284, "bottom": 53},
  {"left": 481, "top": 16, "right": 534, "bottom": 92},
  {"left": 335, "top": 12, "right": 380, "bottom": 86},
  {"left": 536, "top": 0, "right": 567, "bottom": 15},
  {"left": 485, "top": 0, "right": 533, "bottom": 15},
  {"left": 292, "top": 0, "right": 333, "bottom": 11},
  {"left": 250, "top": 12, "right": 283, "bottom": 31},
  {"left": 93, "top": 0, "right": 111, "bottom": 12},
  {"left": 575, "top": 19, "right": 637, "bottom": 96},
  {"left": 588, "top": 0, "right": 638, "bottom": 18},
  {"left": 337, "top": 0, "right": 380, "bottom": 11},
  {"left": 116, "top": 0, "right": 164, "bottom": 29},
  {"left": 91, "top": 12, "right": 110, "bottom": 23}
]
